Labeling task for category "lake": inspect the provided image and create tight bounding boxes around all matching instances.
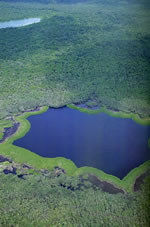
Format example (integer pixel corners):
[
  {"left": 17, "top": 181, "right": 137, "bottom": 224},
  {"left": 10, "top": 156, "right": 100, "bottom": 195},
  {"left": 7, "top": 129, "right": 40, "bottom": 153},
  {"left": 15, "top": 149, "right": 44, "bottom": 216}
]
[
  {"left": 14, "top": 107, "right": 150, "bottom": 179},
  {"left": 0, "top": 18, "right": 40, "bottom": 29}
]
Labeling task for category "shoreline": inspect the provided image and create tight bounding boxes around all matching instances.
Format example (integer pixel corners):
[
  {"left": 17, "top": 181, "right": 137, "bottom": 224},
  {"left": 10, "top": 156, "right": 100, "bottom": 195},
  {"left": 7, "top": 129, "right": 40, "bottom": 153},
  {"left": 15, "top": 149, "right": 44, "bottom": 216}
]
[
  {"left": 0, "top": 122, "right": 20, "bottom": 144},
  {"left": 134, "top": 167, "right": 150, "bottom": 191},
  {"left": 68, "top": 104, "right": 150, "bottom": 126},
  {"left": 0, "top": 153, "right": 149, "bottom": 194},
  {"left": 0, "top": 154, "right": 124, "bottom": 194},
  {"left": 0, "top": 104, "right": 150, "bottom": 192},
  {"left": 0, "top": 106, "right": 43, "bottom": 144}
]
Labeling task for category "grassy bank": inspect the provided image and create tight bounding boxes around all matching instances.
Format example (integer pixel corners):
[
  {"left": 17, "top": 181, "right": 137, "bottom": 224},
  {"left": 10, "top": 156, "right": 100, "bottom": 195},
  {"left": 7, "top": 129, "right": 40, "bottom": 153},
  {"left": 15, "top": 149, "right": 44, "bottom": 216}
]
[
  {"left": 0, "top": 105, "right": 150, "bottom": 192},
  {"left": 0, "top": 106, "right": 78, "bottom": 175},
  {"left": 68, "top": 104, "right": 150, "bottom": 126},
  {"left": 68, "top": 104, "right": 150, "bottom": 191},
  {"left": 0, "top": 132, "right": 3, "bottom": 140}
]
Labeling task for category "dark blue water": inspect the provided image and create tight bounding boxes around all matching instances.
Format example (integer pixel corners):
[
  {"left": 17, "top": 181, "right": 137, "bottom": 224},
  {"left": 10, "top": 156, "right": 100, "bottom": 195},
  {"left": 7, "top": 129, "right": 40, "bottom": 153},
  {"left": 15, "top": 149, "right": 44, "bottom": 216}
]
[{"left": 14, "top": 107, "right": 150, "bottom": 179}]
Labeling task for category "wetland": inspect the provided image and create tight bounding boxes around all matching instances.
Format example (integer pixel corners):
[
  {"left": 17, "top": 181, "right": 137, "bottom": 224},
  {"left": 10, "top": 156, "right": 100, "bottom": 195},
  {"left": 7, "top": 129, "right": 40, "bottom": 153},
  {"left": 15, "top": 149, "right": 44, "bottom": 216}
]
[{"left": 14, "top": 107, "right": 150, "bottom": 179}]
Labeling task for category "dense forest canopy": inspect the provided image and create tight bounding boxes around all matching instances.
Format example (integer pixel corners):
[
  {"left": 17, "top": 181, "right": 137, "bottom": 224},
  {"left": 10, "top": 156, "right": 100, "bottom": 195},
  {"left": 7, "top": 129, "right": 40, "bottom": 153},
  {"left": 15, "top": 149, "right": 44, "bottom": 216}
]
[
  {"left": 0, "top": 1, "right": 150, "bottom": 226},
  {"left": 0, "top": 0, "right": 150, "bottom": 119},
  {"left": 0, "top": 163, "right": 150, "bottom": 226}
]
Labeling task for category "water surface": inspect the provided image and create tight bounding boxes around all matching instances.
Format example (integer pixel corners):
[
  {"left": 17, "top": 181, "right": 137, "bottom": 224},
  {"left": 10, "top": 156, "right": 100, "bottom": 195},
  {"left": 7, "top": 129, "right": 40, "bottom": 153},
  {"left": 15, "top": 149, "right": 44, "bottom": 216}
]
[
  {"left": 0, "top": 18, "right": 40, "bottom": 29},
  {"left": 14, "top": 107, "right": 150, "bottom": 179}
]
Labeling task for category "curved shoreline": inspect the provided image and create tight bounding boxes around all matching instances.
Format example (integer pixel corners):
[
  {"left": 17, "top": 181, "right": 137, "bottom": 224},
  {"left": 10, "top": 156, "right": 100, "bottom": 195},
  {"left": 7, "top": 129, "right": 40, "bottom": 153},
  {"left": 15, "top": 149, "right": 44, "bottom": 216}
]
[
  {"left": 68, "top": 104, "right": 150, "bottom": 126},
  {"left": 134, "top": 167, "right": 150, "bottom": 191},
  {"left": 0, "top": 104, "right": 150, "bottom": 192},
  {"left": 0, "top": 18, "right": 41, "bottom": 29},
  {"left": 0, "top": 122, "right": 20, "bottom": 144}
]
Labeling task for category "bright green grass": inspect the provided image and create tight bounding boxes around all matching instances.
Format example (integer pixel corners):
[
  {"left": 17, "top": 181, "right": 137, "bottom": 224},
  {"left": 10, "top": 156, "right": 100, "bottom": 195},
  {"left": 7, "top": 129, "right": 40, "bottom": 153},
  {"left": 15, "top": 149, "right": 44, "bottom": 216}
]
[
  {"left": 0, "top": 105, "right": 150, "bottom": 192},
  {"left": 0, "top": 119, "right": 14, "bottom": 131},
  {"left": 68, "top": 104, "right": 150, "bottom": 126},
  {"left": 0, "top": 132, "right": 4, "bottom": 140},
  {"left": 0, "top": 107, "right": 78, "bottom": 175},
  {"left": 0, "top": 118, "right": 14, "bottom": 140}
]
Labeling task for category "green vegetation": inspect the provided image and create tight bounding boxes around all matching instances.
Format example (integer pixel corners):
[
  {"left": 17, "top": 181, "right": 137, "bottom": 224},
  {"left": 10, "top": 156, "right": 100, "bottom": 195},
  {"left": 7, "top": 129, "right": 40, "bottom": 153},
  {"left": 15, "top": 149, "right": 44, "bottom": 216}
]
[
  {"left": 148, "top": 138, "right": 150, "bottom": 149},
  {"left": 68, "top": 104, "right": 150, "bottom": 126},
  {"left": 0, "top": 0, "right": 150, "bottom": 119},
  {"left": 0, "top": 0, "right": 150, "bottom": 225},
  {"left": 0, "top": 107, "right": 78, "bottom": 175},
  {"left": 68, "top": 104, "right": 150, "bottom": 191},
  {"left": 74, "top": 161, "right": 150, "bottom": 192},
  {"left": 0, "top": 132, "right": 3, "bottom": 140},
  {"left": 0, "top": 106, "right": 149, "bottom": 192},
  {"left": 0, "top": 0, "right": 150, "bottom": 223},
  {"left": 0, "top": 118, "right": 14, "bottom": 140},
  {"left": 0, "top": 169, "right": 150, "bottom": 226},
  {"left": 0, "top": 119, "right": 14, "bottom": 131}
]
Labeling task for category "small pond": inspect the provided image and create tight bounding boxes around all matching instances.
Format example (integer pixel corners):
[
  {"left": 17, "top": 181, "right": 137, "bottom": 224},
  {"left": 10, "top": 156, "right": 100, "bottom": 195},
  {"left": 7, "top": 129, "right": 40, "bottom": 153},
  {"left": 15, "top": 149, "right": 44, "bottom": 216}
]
[
  {"left": 0, "top": 18, "right": 40, "bottom": 29},
  {"left": 14, "top": 107, "right": 150, "bottom": 179}
]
